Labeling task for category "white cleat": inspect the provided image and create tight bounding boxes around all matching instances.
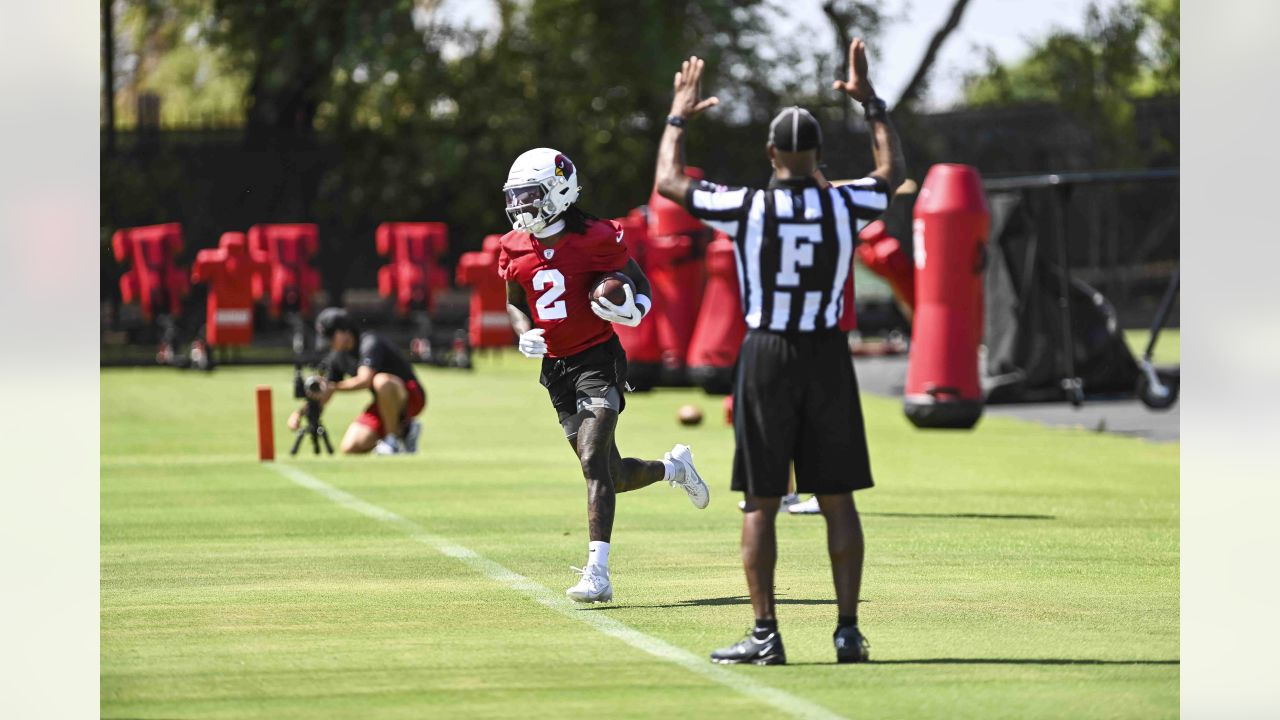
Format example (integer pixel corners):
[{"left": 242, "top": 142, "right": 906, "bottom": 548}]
[
  {"left": 787, "top": 495, "right": 821, "bottom": 514},
  {"left": 402, "top": 420, "right": 422, "bottom": 454},
  {"left": 739, "top": 493, "right": 802, "bottom": 512},
  {"left": 374, "top": 436, "right": 404, "bottom": 455},
  {"left": 666, "top": 444, "right": 710, "bottom": 509},
  {"left": 566, "top": 566, "right": 613, "bottom": 603}
]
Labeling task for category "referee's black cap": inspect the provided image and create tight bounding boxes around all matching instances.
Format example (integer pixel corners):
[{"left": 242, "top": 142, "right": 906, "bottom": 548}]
[
  {"left": 768, "top": 106, "right": 823, "bottom": 152},
  {"left": 315, "top": 307, "right": 354, "bottom": 340}
]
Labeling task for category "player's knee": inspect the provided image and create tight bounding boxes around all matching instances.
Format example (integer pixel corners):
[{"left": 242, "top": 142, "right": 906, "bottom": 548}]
[
  {"left": 578, "top": 447, "right": 610, "bottom": 480},
  {"left": 742, "top": 494, "right": 783, "bottom": 516},
  {"left": 342, "top": 425, "right": 378, "bottom": 454},
  {"left": 373, "top": 372, "right": 406, "bottom": 394}
]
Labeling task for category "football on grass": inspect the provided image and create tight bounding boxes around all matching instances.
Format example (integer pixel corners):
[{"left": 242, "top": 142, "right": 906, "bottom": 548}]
[
  {"left": 677, "top": 404, "right": 704, "bottom": 426},
  {"left": 590, "top": 272, "right": 633, "bottom": 306}
]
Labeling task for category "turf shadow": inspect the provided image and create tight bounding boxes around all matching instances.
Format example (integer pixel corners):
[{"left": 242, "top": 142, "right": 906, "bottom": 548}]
[
  {"left": 867, "top": 658, "right": 1179, "bottom": 666},
  {"left": 863, "top": 512, "right": 1056, "bottom": 520},
  {"left": 581, "top": 595, "right": 851, "bottom": 610}
]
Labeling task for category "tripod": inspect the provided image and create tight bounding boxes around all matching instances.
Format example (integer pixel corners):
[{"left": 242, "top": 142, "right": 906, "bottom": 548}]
[{"left": 290, "top": 398, "right": 334, "bottom": 456}]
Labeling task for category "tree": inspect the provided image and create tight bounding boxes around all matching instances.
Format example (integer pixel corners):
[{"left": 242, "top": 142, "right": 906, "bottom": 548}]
[
  {"left": 110, "top": 0, "right": 249, "bottom": 127},
  {"left": 895, "top": 0, "right": 974, "bottom": 112},
  {"left": 1132, "top": 0, "right": 1178, "bottom": 97},
  {"left": 961, "top": 0, "right": 1178, "bottom": 164}
]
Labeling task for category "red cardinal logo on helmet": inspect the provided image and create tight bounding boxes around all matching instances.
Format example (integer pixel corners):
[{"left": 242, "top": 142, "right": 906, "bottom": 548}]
[{"left": 554, "top": 153, "right": 575, "bottom": 179}]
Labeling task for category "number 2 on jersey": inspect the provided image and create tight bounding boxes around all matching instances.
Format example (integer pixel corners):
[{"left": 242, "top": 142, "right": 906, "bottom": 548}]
[{"left": 532, "top": 268, "right": 567, "bottom": 321}]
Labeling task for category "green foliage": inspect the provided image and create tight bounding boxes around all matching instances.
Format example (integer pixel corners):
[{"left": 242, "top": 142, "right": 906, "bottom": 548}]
[
  {"left": 1133, "top": 0, "right": 1179, "bottom": 96},
  {"left": 961, "top": 0, "right": 1178, "bottom": 165},
  {"left": 114, "top": 0, "right": 249, "bottom": 126},
  {"left": 964, "top": 0, "right": 1178, "bottom": 106}
]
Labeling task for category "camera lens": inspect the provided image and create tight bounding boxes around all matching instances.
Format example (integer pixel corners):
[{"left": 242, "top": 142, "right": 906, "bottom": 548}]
[{"left": 304, "top": 377, "right": 322, "bottom": 395}]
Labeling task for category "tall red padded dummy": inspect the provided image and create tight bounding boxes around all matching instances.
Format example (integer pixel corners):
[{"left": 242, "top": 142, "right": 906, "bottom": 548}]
[
  {"left": 686, "top": 233, "right": 747, "bottom": 394},
  {"left": 856, "top": 219, "right": 916, "bottom": 314},
  {"left": 647, "top": 167, "right": 709, "bottom": 382},
  {"left": 191, "top": 232, "right": 269, "bottom": 347},
  {"left": 904, "top": 164, "right": 989, "bottom": 429},
  {"left": 456, "top": 235, "right": 514, "bottom": 348}
]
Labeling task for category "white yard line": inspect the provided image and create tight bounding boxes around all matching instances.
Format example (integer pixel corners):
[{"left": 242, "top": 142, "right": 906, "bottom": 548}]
[{"left": 270, "top": 463, "right": 845, "bottom": 720}]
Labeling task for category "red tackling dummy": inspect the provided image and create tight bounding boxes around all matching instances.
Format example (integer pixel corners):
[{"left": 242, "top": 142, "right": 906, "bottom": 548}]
[
  {"left": 376, "top": 222, "right": 450, "bottom": 315},
  {"left": 113, "top": 223, "right": 189, "bottom": 322},
  {"left": 457, "top": 234, "right": 514, "bottom": 348},
  {"left": 192, "top": 232, "right": 270, "bottom": 347}
]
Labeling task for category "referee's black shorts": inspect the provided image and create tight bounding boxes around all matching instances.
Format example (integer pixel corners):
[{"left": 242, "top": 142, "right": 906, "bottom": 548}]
[{"left": 732, "top": 329, "right": 874, "bottom": 497}]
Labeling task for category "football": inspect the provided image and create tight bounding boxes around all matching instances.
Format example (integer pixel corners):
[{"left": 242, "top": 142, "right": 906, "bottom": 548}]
[
  {"left": 590, "top": 272, "right": 633, "bottom": 306},
  {"left": 677, "top": 404, "right": 704, "bottom": 426}
]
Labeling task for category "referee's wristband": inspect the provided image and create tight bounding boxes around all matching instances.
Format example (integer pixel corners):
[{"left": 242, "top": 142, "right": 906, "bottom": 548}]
[
  {"left": 666, "top": 115, "right": 687, "bottom": 128},
  {"left": 635, "top": 294, "right": 652, "bottom": 318},
  {"left": 861, "top": 96, "right": 888, "bottom": 122}
]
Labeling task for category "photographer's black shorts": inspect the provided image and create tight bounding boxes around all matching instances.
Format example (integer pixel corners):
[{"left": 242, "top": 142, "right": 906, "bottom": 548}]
[
  {"left": 732, "top": 329, "right": 874, "bottom": 497},
  {"left": 540, "top": 335, "right": 628, "bottom": 433}
]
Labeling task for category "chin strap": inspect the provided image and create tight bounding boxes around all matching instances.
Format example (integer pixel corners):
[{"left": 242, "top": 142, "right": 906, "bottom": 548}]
[{"left": 533, "top": 218, "right": 566, "bottom": 238}]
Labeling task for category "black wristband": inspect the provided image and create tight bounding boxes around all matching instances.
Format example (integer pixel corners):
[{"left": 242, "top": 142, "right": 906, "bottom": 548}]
[
  {"left": 666, "top": 115, "right": 687, "bottom": 128},
  {"left": 861, "top": 96, "right": 888, "bottom": 122}
]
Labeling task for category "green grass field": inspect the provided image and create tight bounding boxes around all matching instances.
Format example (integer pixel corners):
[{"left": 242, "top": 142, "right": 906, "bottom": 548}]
[{"left": 102, "top": 354, "right": 1178, "bottom": 719}]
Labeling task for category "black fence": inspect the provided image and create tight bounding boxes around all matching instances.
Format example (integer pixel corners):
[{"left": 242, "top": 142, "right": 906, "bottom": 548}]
[{"left": 983, "top": 169, "right": 1179, "bottom": 328}]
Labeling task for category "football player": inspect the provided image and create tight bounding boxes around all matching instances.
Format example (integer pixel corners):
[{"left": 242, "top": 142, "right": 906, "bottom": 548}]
[{"left": 498, "top": 147, "right": 710, "bottom": 603}]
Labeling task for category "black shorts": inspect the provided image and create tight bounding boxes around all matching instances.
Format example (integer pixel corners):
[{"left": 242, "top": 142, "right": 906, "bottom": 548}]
[
  {"left": 732, "top": 329, "right": 874, "bottom": 497},
  {"left": 541, "top": 335, "right": 628, "bottom": 431}
]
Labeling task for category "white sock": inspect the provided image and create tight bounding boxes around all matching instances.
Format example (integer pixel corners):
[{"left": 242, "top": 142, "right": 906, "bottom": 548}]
[
  {"left": 588, "top": 541, "right": 610, "bottom": 571},
  {"left": 661, "top": 458, "right": 678, "bottom": 482}
]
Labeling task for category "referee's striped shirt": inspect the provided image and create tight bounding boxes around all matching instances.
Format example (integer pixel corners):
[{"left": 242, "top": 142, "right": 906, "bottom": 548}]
[{"left": 685, "top": 176, "right": 890, "bottom": 332}]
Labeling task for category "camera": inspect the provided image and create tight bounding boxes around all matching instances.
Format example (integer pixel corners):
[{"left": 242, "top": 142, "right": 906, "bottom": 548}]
[
  {"left": 291, "top": 363, "right": 334, "bottom": 455},
  {"left": 294, "top": 364, "right": 325, "bottom": 399},
  {"left": 303, "top": 374, "right": 324, "bottom": 397}
]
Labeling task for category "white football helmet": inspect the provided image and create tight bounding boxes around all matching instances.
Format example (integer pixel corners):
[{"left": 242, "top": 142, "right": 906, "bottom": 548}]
[{"left": 503, "top": 147, "right": 581, "bottom": 234}]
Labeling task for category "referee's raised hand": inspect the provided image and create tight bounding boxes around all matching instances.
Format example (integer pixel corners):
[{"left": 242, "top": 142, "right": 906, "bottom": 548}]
[
  {"left": 832, "top": 38, "right": 876, "bottom": 103},
  {"left": 669, "top": 56, "right": 720, "bottom": 119}
]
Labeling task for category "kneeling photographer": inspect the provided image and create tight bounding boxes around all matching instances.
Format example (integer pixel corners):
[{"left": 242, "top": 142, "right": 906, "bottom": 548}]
[{"left": 288, "top": 307, "right": 426, "bottom": 455}]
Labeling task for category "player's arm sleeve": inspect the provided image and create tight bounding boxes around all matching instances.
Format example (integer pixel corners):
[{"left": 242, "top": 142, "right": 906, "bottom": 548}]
[
  {"left": 833, "top": 176, "right": 891, "bottom": 224},
  {"left": 685, "top": 180, "right": 753, "bottom": 237},
  {"left": 321, "top": 350, "right": 347, "bottom": 381},
  {"left": 358, "top": 335, "right": 385, "bottom": 372}
]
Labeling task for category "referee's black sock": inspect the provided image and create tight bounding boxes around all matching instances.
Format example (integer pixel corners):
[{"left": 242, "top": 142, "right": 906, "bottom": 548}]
[
  {"left": 837, "top": 614, "right": 858, "bottom": 629},
  {"left": 752, "top": 619, "right": 778, "bottom": 639}
]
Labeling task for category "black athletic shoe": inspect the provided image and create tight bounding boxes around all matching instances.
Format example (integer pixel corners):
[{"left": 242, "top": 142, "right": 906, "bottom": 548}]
[
  {"left": 833, "top": 625, "right": 870, "bottom": 663},
  {"left": 710, "top": 630, "right": 787, "bottom": 666}
]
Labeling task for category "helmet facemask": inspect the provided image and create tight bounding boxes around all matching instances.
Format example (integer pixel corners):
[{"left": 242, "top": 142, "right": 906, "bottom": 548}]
[{"left": 503, "top": 182, "right": 556, "bottom": 234}]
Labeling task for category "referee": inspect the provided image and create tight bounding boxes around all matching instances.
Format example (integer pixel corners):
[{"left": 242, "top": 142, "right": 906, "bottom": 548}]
[{"left": 653, "top": 39, "right": 905, "bottom": 665}]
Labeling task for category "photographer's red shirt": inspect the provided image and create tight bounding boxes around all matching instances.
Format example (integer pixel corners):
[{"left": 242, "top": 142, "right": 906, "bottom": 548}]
[{"left": 498, "top": 219, "right": 629, "bottom": 358}]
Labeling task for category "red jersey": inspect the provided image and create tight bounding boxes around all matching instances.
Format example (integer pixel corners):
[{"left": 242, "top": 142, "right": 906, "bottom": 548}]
[{"left": 498, "top": 218, "right": 630, "bottom": 358}]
